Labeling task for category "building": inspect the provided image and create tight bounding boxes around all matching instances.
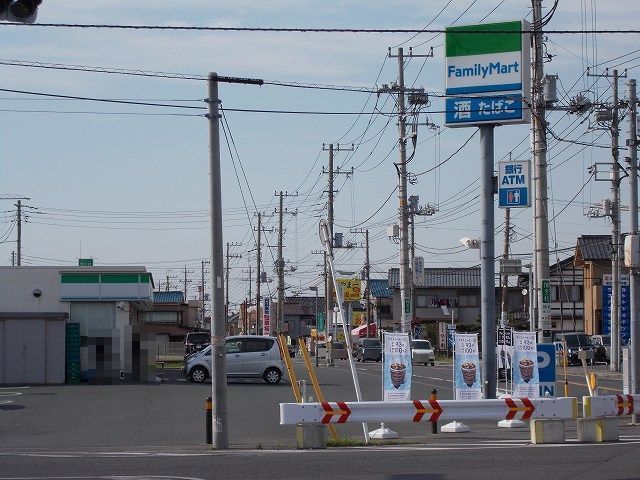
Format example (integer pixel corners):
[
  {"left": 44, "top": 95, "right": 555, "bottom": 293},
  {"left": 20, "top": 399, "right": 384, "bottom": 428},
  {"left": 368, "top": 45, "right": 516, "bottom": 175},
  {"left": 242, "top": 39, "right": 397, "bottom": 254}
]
[
  {"left": 140, "top": 290, "right": 201, "bottom": 343},
  {"left": 574, "top": 234, "right": 626, "bottom": 335},
  {"left": 367, "top": 278, "right": 393, "bottom": 331},
  {"left": 0, "top": 266, "right": 156, "bottom": 384},
  {"left": 548, "top": 255, "right": 584, "bottom": 332}
]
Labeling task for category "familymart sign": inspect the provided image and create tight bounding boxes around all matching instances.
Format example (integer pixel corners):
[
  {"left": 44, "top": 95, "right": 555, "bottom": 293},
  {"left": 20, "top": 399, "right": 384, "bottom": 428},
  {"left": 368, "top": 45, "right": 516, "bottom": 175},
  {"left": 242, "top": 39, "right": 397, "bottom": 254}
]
[{"left": 445, "top": 20, "right": 530, "bottom": 127}]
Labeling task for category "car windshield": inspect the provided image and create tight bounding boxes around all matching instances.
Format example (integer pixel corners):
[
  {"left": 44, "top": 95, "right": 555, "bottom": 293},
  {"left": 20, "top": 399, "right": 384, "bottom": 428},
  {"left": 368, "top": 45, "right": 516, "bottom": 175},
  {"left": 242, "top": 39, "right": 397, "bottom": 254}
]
[
  {"left": 561, "top": 334, "right": 593, "bottom": 348},
  {"left": 362, "top": 339, "right": 381, "bottom": 347},
  {"left": 413, "top": 340, "right": 432, "bottom": 350}
]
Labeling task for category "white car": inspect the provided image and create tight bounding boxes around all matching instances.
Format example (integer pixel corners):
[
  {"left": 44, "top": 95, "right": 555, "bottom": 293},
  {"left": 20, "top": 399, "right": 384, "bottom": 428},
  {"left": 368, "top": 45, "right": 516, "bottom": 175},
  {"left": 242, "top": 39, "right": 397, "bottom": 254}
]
[
  {"left": 184, "top": 335, "right": 285, "bottom": 384},
  {"left": 411, "top": 339, "right": 435, "bottom": 366}
]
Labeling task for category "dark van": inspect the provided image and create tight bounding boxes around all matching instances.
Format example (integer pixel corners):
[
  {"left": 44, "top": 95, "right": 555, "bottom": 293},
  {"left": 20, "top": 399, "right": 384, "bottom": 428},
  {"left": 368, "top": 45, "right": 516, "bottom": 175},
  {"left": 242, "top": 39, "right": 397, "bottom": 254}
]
[
  {"left": 184, "top": 332, "right": 210, "bottom": 358},
  {"left": 554, "top": 332, "right": 596, "bottom": 365}
]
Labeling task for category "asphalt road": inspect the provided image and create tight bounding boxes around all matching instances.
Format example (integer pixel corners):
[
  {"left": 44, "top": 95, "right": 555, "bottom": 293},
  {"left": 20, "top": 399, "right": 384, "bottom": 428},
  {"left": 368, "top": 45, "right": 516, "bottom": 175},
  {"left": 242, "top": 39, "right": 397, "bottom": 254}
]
[{"left": 2, "top": 360, "right": 640, "bottom": 479}]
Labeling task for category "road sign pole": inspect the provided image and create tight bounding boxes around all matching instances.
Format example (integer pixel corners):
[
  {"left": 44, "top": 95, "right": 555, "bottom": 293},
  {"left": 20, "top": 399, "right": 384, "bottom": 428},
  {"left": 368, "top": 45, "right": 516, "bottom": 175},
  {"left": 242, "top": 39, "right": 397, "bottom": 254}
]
[{"left": 480, "top": 125, "right": 497, "bottom": 399}]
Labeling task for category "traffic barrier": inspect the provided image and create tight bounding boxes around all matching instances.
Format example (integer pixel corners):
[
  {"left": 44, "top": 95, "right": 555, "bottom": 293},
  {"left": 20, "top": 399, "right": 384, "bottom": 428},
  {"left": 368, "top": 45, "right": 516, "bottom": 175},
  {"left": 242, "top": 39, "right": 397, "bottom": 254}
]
[
  {"left": 578, "top": 394, "right": 640, "bottom": 443},
  {"left": 280, "top": 397, "right": 578, "bottom": 425},
  {"left": 582, "top": 394, "right": 639, "bottom": 418}
]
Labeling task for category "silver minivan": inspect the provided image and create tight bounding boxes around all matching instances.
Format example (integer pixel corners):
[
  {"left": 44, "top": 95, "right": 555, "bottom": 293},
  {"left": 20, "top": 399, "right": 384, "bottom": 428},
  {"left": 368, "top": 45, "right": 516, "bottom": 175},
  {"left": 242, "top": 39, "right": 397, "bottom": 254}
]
[{"left": 184, "top": 335, "right": 285, "bottom": 384}]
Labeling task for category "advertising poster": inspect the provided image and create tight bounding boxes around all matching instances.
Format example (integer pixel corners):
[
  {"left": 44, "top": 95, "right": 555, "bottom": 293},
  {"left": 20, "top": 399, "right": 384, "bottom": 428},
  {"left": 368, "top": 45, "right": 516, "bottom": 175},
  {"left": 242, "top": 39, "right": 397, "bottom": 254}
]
[
  {"left": 383, "top": 332, "right": 412, "bottom": 402},
  {"left": 454, "top": 333, "right": 482, "bottom": 400},
  {"left": 262, "top": 297, "right": 271, "bottom": 336},
  {"left": 512, "top": 331, "right": 539, "bottom": 398}
]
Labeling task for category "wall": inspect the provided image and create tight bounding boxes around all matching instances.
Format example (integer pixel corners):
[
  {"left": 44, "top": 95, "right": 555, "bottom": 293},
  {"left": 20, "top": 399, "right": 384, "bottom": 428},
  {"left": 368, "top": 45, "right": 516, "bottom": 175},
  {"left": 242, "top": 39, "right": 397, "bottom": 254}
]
[{"left": 0, "top": 267, "right": 68, "bottom": 315}]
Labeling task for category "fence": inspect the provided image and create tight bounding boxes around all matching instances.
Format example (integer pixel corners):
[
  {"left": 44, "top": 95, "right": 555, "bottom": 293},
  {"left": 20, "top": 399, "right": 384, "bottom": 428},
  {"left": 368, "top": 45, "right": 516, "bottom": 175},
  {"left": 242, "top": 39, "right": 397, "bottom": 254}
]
[{"left": 156, "top": 342, "right": 184, "bottom": 362}]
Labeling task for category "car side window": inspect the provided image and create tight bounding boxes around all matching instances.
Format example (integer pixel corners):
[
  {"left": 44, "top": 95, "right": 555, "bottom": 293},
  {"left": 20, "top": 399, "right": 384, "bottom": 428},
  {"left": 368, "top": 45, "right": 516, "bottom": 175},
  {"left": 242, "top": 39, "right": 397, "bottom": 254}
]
[
  {"left": 204, "top": 349, "right": 211, "bottom": 356},
  {"left": 244, "top": 339, "right": 272, "bottom": 352},
  {"left": 226, "top": 339, "right": 242, "bottom": 354}
]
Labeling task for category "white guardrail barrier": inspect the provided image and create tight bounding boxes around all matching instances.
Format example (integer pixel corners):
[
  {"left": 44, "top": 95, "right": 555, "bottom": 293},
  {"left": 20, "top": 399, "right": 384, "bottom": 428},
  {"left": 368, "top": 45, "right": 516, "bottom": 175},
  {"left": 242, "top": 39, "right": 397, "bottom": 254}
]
[
  {"left": 280, "top": 397, "right": 578, "bottom": 425},
  {"left": 583, "top": 394, "right": 640, "bottom": 418}
]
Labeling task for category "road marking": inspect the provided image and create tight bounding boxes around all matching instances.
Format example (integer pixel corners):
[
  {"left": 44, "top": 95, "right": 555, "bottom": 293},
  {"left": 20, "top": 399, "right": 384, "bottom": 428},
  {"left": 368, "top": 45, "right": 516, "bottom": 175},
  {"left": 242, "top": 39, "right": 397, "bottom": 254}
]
[{"left": 0, "top": 477, "right": 205, "bottom": 480}]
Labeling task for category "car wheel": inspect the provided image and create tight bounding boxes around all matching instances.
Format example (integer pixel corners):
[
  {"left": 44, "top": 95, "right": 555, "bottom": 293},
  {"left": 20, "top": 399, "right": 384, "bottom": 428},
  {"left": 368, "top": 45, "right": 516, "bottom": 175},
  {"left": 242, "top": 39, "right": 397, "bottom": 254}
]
[
  {"left": 431, "top": 362, "right": 435, "bottom": 366},
  {"left": 190, "top": 366, "right": 208, "bottom": 383},
  {"left": 263, "top": 367, "right": 282, "bottom": 385}
]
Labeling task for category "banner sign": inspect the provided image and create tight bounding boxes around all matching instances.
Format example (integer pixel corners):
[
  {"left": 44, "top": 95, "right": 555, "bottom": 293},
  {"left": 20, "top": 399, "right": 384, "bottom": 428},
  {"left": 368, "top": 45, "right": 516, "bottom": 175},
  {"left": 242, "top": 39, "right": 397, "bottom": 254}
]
[
  {"left": 603, "top": 274, "right": 631, "bottom": 344},
  {"left": 447, "top": 324, "right": 456, "bottom": 350},
  {"left": 454, "top": 333, "right": 482, "bottom": 400},
  {"left": 512, "top": 331, "right": 539, "bottom": 398},
  {"left": 438, "top": 322, "right": 447, "bottom": 350},
  {"left": 413, "top": 256, "right": 425, "bottom": 284},
  {"left": 496, "top": 327, "right": 513, "bottom": 372},
  {"left": 445, "top": 20, "right": 531, "bottom": 127},
  {"left": 383, "top": 332, "right": 412, "bottom": 402},
  {"left": 263, "top": 297, "right": 271, "bottom": 336}
]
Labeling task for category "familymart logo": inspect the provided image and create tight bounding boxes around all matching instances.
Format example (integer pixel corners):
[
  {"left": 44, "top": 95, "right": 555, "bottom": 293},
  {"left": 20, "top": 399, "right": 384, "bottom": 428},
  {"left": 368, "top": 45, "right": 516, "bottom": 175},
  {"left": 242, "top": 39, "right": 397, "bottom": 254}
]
[{"left": 447, "top": 60, "right": 520, "bottom": 80}]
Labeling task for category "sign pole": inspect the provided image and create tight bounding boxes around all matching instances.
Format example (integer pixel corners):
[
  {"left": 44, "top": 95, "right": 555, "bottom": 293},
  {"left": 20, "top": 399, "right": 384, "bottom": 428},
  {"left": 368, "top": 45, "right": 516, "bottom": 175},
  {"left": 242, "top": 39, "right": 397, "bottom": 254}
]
[{"left": 480, "top": 124, "right": 497, "bottom": 399}]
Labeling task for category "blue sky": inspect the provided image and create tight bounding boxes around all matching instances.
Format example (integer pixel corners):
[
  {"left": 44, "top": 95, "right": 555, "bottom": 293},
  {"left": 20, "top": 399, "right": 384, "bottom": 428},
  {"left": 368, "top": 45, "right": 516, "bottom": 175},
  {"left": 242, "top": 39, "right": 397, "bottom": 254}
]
[{"left": 1, "top": 1, "right": 639, "bottom": 311}]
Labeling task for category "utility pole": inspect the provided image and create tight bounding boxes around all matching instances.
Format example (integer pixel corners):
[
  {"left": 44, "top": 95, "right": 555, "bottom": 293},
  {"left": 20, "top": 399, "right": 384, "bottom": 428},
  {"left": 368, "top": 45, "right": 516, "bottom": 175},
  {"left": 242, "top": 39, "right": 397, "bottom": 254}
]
[
  {"left": 182, "top": 265, "right": 194, "bottom": 301},
  {"left": 532, "top": 0, "right": 552, "bottom": 343},
  {"left": 312, "top": 249, "right": 329, "bottom": 363},
  {"left": 225, "top": 243, "right": 242, "bottom": 324},
  {"left": 322, "top": 143, "right": 354, "bottom": 339},
  {"left": 275, "top": 191, "right": 298, "bottom": 334},
  {"left": 627, "top": 78, "right": 639, "bottom": 423},
  {"left": 587, "top": 68, "right": 625, "bottom": 372},
  {"left": 11, "top": 251, "right": 15, "bottom": 266},
  {"left": 378, "top": 47, "right": 431, "bottom": 334},
  {"left": 350, "top": 229, "right": 372, "bottom": 338},
  {"left": 16, "top": 200, "right": 21, "bottom": 266},
  {"left": 256, "top": 212, "right": 262, "bottom": 335},
  {"left": 501, "top": 208, "right": 512, "bottom": 327}
]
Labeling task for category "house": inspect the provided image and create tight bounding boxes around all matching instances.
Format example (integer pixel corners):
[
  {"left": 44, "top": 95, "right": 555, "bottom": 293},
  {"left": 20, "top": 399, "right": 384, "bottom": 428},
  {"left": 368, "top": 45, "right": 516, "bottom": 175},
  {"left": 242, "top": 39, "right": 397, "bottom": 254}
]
[
  {"left": 367, "top": 278, "right": 393, "bottom": 331},
  {"left": 574, "top": 234, "right": 626, "bottom": 335},
  {"left": 140, "top": 290, "right": 201, "bottom": 343},
  {"left": 548, "top": 255, "right": 584, "bottom": 332}
]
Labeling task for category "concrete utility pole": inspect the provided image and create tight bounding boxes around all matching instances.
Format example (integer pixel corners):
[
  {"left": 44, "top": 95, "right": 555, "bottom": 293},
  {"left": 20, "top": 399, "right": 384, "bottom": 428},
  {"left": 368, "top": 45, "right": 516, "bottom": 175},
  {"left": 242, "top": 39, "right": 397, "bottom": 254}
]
[
  {"left": 206, "top": 72, "right": 228, "bottom": 450},
  {"left": 256, "top": 212, "right": 262, "bottom": 335},
  {"left": 322, "top": 143, "right": 353, "bottom": 339},
  {"left": 501, "top": 208, "right": 512, "bottom": 327},
  {"left": 350, "top": 229, "right": 371, "bottom": 337},
  {"left": 16, "top": 200, "right": 22, "bottom": 266},
  {"left": 611, "top": 69, "right": 622, "bottom": 373},
  {"left": 182, "top": 265, "right": 194, "bottom": 301},
  {"left": 225, "top": 244, "right": 241, "bottom": 325},
  {"left": 205, "top": 71, "right": 263, "bottom": 449},
  {"left": 532, "top": 0, "right": 552, "bottom": 343},
  {"left": 378, "top": 47, "right": 431, "bottom": 334},
  {"left": 275, "top": 191, "right": 298, "bottom": 334},
  {"left": 627, "top": 78, "right": 639, "bottom": 423}
]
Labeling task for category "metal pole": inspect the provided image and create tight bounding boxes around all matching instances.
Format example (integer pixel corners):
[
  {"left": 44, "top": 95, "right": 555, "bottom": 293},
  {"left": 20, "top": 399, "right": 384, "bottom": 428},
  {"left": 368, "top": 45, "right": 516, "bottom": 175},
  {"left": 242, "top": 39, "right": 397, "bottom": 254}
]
[
  {"left": 277, "top": 191, "right": 285, "bottom": 335},
  {"left": 627, "top": 78, "right": 640, "bottom": 422},
  {"left": 397, "top": 47, "right": 411, "bottom": 335},
  {"left": 532, "top": 0, "right": 552, "bottom": 343},
  {"left": 327, "top": 146, "right": 335, "bottom": 354},
  {"left": 207, "top": 72, "right": 228, "bottom": 449},
  {"left": 480, "top": 125, "right": 497, "bottom": 399},
  {"left": 314, "top": 287, "right": 319, "bottom": 367},
  {"left": 500, "top": 208, "right": 511, "bottom": 328},
  {"left": 410, "top": 212, "right": 415, "bottom": 337},
  {"left": 256, "top": 212, "right": 262, "bottom": 335},
  {"left": 16, "top": 200, "right": 21, "bottom": 266},
  {"left": 225, "top": 245, "right": 229, "bottom": 323},
  {"left": 611, "top": 69, "right": 621, "bottom": 373}
]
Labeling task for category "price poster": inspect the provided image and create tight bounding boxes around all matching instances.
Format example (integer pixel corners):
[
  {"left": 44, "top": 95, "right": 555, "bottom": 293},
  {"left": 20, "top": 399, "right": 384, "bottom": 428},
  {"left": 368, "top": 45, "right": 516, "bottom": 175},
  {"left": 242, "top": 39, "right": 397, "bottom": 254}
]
[
  {"left": 512, "top": 331, "right": 539, "bottom": 398},
  {"left": 383, "top": 332, "right": 412, "bottom": 402},
  {"left": 454, "top": 333, "right": 482, "bottom": 400}
]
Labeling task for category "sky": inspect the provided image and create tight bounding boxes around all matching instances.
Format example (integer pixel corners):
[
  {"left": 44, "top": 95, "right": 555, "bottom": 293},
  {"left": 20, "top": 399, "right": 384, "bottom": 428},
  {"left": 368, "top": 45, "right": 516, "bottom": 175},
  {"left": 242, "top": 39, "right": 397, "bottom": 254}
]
[{"left": 1, "top": 0, "right": 640, "bottom": 313}]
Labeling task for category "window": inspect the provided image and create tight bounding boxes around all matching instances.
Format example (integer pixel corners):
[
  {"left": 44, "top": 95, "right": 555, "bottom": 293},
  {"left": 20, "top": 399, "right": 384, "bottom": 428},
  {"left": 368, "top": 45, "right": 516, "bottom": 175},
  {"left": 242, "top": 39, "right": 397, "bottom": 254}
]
[
  {"left": 225, "top": 339, "right": 242, "bottom": 354},
  {"left": 378, "top": 305, "right": 391, "bottom": 315},
  {"left": 416, "top": 295, "right": 427, "bottom": 307},
  {"left": 244, "top": 339, "right": 273, "bottom": 352}
]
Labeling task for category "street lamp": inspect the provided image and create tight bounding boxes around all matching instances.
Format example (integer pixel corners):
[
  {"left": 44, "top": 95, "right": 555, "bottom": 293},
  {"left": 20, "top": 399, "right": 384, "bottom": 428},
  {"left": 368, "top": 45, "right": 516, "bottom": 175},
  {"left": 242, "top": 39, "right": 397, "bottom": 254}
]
[{"left": 309, "top": 286, "right": 319, "bottom": 367}]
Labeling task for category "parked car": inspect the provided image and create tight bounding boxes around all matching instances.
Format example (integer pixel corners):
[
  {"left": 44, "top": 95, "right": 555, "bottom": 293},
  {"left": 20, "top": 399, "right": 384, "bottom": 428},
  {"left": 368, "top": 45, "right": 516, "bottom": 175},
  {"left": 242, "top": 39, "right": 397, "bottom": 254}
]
[
  {"left": 412, "top": 339, "right": 435, "bottom": 366},
  {"left": 591, "top": 334, "right": 611, "bottom": 363},
  {"left": 184, "top": 335, "right": 284, "bottom": 384},
  {"left": 356, "top": 338, "right": 382, "bottom": 362},
  {"left": 184, "top": 332, "right": 210, "bottom": 358},
  {"left": 554, "top": 332, "right": 596, "bottom": 366}
]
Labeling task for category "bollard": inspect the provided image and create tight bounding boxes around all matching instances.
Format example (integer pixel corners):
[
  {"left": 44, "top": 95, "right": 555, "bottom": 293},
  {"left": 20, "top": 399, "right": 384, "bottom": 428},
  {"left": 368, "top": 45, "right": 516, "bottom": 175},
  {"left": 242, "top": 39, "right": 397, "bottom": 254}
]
[
  {"left": 430, "top": 389, "right": 438, "bottom": 434},
  {"left": 205, "top": 396, "right": 212, "bottom": 445}
]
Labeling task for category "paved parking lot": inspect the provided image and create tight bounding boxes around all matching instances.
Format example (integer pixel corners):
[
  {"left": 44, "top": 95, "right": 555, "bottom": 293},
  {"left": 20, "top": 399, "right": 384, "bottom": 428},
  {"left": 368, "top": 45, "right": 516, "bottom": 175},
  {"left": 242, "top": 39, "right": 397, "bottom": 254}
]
[{"left": 0, "top": 360, "right": 633, "bottom": 450}]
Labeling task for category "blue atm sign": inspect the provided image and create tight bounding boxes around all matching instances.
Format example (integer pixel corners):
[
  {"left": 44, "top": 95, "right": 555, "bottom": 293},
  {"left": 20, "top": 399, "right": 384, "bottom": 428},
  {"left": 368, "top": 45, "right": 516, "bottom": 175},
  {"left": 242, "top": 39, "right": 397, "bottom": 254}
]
[{"left": 498, "top": 160, "right": 531, "bottom": 208}]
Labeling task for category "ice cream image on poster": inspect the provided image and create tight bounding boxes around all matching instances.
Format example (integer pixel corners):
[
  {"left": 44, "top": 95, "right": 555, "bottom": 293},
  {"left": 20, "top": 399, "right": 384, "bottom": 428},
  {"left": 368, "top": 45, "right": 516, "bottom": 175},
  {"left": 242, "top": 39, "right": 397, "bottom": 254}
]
[
  {"left": 519, "top": 358, "right": 535, "bottom": 383},
  {"left": 461, "top": 362, "right": 477, "bottom": 387},
  {"left": 390, "top": 362, "right": 406, "bottom": 388}
]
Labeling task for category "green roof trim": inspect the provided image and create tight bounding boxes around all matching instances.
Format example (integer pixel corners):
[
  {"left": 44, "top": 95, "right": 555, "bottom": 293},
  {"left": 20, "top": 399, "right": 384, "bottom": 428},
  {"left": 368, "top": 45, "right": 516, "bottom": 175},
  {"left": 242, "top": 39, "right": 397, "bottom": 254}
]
[
  {"left": 446, "top": 21, "right": 522, "bottom": 57},
  {"left": 61, "top": 274, "right": 100, "bottom": 284},
  {"left": 101, "top": 273, "right": 141, "bottom": 284}
]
